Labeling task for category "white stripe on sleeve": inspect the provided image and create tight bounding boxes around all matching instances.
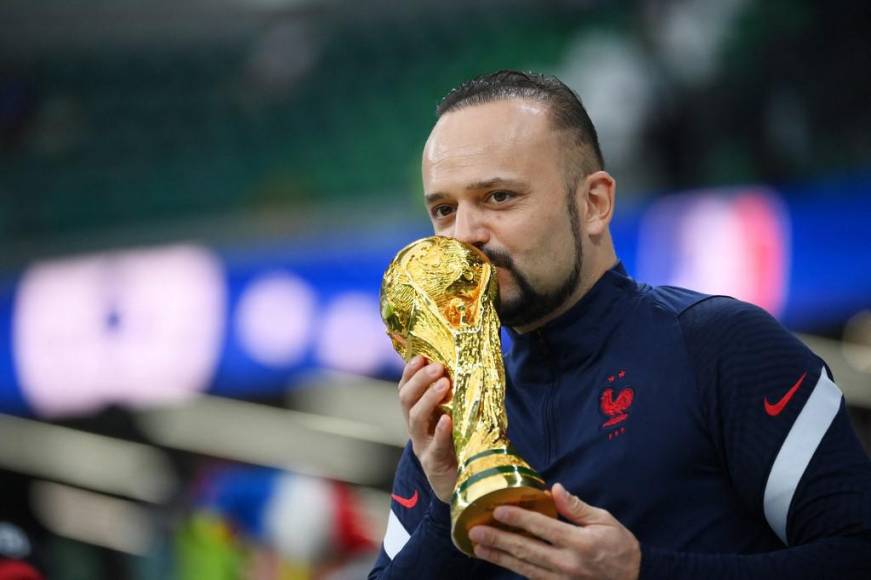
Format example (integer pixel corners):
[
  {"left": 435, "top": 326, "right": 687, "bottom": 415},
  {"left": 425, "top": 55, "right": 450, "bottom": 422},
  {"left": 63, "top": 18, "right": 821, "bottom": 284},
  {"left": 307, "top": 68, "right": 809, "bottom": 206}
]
[
  {"left": 383, "top": 509, "right": 411, "bottom": 559},
  {"left": 763, "top": 367, "right": 842, "bottom": 544}
]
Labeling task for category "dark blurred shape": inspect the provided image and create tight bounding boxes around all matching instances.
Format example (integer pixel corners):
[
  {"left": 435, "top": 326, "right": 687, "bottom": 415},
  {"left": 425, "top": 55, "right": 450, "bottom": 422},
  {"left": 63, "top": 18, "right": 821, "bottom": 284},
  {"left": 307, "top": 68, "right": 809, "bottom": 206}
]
[
  {"left": 0, "top": 72, "right": 37, "bottom": 152},
  {"left": 0, "top": 471, "right": 46, "bottom": 580},
  {"left": 648, "top": 0, "right": 871, "bottom": 188}
]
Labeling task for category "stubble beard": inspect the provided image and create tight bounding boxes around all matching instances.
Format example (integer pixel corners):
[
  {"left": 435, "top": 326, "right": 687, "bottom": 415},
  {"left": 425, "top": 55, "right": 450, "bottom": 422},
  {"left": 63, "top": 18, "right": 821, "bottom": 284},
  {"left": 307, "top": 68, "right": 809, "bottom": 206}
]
[{"left": 481, "top": 193, "right": 584, "bottom": 329}]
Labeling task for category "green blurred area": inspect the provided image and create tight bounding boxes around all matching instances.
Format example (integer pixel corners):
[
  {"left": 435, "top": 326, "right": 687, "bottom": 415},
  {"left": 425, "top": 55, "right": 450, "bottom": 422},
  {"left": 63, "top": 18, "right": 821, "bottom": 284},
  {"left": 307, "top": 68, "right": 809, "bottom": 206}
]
[
  {"left": 0, "top": 7, "right": 579, "bottom": 245},
  {"left": 1, "top": 0, "right": 869, "bottom": 249}
]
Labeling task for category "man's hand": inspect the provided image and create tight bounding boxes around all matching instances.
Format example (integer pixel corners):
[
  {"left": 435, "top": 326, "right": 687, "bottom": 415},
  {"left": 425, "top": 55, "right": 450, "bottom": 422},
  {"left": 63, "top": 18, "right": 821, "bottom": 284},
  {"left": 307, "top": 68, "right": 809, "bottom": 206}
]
[
  {"left": 398, "top": 355, "right": 457, "bottom": 503},
  {"left": 468, "top": 483, "right": 641, "bottom": 580}
]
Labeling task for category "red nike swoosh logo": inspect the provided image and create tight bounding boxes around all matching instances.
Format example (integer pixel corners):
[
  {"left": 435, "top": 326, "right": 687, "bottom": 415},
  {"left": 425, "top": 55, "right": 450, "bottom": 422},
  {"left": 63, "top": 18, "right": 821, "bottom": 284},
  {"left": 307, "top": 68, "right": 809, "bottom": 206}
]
[
  {"left": 764, "top": 371, "right": 807, "bottom": 416},
  {"left": 391, "top": 490, "right": 419, "bottom": 509}
]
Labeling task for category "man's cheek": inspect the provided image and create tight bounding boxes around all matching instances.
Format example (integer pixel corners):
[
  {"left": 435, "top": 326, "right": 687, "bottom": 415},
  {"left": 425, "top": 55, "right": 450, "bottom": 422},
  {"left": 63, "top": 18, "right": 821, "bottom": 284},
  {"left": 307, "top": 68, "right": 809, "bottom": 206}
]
[
  {"left": 495, "top": 268, "right": 514, "bottom": 292},
  {"left": 496, "top": 273, "right": 523, "bottom": 308}
]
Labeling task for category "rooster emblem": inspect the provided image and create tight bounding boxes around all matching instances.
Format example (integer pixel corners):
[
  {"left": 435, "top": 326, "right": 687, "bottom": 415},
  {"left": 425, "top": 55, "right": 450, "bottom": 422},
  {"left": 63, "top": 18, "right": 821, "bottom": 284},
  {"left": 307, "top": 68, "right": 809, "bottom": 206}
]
[{"left": 600, "top": 387, "right": 634, "bottom": 428}]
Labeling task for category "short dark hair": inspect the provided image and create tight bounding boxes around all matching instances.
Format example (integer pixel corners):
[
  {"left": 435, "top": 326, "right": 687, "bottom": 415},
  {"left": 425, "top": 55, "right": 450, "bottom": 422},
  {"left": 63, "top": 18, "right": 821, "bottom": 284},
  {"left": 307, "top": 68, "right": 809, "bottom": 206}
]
[{"left": 436, "top": 70, "right": 605, "bottom": 177}]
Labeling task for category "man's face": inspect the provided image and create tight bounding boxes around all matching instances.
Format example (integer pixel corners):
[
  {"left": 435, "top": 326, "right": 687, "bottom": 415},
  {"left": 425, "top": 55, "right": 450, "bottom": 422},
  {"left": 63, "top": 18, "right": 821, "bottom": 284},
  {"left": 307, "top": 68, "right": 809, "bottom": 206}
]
[{"left": 422, "top": 99, "right": 584, "bottom": 329}]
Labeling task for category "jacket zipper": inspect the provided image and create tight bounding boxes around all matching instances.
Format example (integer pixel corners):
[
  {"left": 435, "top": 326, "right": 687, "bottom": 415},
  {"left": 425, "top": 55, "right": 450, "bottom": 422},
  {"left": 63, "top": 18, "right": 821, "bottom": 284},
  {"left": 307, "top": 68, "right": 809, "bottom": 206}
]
[{"left": 536, "top": 329, "right": 556, "bottom": 465}]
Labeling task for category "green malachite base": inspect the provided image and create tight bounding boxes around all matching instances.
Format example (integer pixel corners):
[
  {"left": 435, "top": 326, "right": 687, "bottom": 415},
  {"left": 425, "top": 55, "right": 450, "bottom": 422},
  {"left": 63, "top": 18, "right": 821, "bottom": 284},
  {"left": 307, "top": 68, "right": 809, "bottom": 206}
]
[{"left": 450, "top": 448, "right": 557, "bottom": 556}]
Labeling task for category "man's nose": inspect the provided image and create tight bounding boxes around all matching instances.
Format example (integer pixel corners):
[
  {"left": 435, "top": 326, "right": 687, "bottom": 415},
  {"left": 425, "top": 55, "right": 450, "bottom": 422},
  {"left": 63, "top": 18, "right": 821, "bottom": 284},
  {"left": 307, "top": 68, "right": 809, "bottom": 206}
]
[{"left": 450, "top": 207, "right": 490, "bottom": 247}]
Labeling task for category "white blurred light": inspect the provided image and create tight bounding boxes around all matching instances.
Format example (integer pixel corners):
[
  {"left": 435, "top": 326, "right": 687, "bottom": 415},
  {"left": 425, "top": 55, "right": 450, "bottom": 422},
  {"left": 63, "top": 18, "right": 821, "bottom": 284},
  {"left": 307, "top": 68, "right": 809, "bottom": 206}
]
[
  {"left": 316, "top": 293, "right": 392, "bottom": 375},
  {"left": 670, "top": 196, "right": 749, "bottom": 295},
  {"left": 31, "top": 482, "right": 152, "bottom": 555},
  {"left": 843, "top": 311, "right": 871, "bottom": 373},
  {"left": 0, "top": 523, "right": 31, "bottom": 559},
  {"left": 558, "top": 32, "right": 654, "bottom": 170},
  {"left": 137, "top": 394, "right": 399, "bottom": 484},
  {"left": 0, "top": 413, "right": 177, "bottom": 503},
  {"left": 649, "top": 0, "right": 751, "bottom": 86},
  {"left": 265, "top": 474, "right": 335, "bottom": 563},
  {"left": 245, "top": 19, "right": 320, "bottom": 97},
  {"left": 13, "top": 244, "right": 226, "bottom": 417},
  {"left": 236, "top": 271, "right": 316, "bottom": 367}
]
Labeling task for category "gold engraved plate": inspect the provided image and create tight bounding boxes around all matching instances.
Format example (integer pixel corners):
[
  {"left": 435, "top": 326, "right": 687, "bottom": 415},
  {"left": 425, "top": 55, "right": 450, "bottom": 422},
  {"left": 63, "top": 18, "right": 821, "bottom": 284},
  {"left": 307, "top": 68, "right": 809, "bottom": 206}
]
[{"left": 380, "top": 236, "right": 556, "bottom": 556}]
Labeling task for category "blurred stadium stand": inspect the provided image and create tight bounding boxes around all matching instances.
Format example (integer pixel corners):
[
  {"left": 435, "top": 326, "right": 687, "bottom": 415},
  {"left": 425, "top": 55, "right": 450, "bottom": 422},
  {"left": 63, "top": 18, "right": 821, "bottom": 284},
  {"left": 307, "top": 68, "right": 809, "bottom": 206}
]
[{"left": 0, "top": 0, "right": 869, "bottom": 578}]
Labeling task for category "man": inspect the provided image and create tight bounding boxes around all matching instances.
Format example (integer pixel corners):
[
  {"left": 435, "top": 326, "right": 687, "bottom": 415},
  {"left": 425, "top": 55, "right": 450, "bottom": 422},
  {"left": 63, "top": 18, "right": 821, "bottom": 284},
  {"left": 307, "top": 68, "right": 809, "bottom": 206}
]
[{"left": 369, "top": 71, "right": 871, "bottom": 579}]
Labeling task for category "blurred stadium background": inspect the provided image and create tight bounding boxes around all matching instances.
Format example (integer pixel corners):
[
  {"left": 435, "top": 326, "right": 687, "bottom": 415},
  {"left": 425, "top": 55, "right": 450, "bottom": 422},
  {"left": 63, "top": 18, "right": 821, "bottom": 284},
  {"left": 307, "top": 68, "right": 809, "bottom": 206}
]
[{"left": 0, "top": 0, "right": 869, "bottom": 578}]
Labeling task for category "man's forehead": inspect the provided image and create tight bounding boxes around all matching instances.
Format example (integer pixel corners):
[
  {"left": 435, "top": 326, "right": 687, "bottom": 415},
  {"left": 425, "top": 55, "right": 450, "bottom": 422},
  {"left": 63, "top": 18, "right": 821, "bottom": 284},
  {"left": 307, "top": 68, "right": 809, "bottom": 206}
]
[{"left": 423, "top": 98, "right": 555, "bottom": 165}]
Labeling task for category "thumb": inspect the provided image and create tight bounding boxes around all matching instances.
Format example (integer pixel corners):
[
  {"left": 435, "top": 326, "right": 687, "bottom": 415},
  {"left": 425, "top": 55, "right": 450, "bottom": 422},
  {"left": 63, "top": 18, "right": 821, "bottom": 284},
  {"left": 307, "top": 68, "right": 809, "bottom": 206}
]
[{"left": 553, "top": 483, "right": 608, "bottom": 526}]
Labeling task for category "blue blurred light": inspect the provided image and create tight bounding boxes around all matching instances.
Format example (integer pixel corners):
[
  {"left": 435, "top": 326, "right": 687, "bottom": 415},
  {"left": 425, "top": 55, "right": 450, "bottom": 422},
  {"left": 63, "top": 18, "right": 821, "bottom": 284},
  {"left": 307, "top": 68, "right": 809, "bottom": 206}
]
[{"left": 0, "top": 178, "right": 868, "bottom": 415}]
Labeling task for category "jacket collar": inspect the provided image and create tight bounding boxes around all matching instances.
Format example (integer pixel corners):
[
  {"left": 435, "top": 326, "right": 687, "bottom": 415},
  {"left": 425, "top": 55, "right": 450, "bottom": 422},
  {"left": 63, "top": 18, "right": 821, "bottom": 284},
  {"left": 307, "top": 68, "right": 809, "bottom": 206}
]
[{"left": 505, "top": 262, "right": 634, "bottom": 380}]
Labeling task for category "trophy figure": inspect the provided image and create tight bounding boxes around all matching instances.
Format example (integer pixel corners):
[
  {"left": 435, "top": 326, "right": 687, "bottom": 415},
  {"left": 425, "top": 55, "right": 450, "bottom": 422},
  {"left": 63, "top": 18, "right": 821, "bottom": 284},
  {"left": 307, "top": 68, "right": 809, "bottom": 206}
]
[{"left": 380, "top": 236, "right": 556, "bottom": 556}]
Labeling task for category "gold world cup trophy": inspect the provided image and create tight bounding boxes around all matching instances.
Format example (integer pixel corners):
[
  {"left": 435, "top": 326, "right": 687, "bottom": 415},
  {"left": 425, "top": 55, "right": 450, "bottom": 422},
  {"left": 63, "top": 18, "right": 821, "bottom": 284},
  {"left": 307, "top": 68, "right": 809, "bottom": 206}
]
[{"left": 380, "top": 236, "right": 557, "bottom": 556}]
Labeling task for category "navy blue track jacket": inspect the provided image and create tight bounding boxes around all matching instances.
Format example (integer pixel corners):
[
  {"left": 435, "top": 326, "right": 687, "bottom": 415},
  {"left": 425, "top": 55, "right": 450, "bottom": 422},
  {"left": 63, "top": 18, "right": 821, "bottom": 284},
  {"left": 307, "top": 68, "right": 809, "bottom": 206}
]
[{"left": 370, "top": 264, "right": 871, "bottom": 579}]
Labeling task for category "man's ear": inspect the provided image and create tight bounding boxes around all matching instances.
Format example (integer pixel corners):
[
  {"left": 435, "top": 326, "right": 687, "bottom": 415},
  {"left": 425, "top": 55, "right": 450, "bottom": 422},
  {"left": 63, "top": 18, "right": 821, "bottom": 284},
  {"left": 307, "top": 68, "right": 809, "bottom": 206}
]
[{"left": 581, "top": 171, "right": 616, "bottom": 237}]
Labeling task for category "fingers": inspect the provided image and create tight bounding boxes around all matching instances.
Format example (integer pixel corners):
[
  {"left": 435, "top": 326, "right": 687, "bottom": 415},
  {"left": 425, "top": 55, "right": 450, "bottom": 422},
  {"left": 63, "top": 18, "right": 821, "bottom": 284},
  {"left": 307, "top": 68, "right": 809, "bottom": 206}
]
[
  {"left": 490, "top": 505, "right": 570, "bottom": 546},
  {"left": 470, "top": 524, "right": 563, "bottom": 569},
  {"left": 470, "top": 528, "right": 561, "bottom": 580},
  {"left": 398, "top": 361, "right": 445, "bottom": 419},
  {"left": 408, "top": 376, "right": 450, "bottom": 441},
  {"left": 399, "top": 355, "right": 427, "bottom": 385},
  {"left": 474, "top": 488, "right": 639, "bottom": 580},
  {"left": 429, "top": 413, "right": 455, "bottom": 459},
  {"left": 552, "top": 483, "right": 609, "bottom": 526}
]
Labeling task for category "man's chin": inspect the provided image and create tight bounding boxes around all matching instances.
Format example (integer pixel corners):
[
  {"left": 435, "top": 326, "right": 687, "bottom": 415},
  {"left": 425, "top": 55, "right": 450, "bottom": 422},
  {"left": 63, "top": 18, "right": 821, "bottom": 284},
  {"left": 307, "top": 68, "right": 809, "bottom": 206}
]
[
  {"left": 496, "top": 295, "right": 526, "bottom": 326},
  {"left": 497, "top": 308, "right": 528, "bottom": 329},
  {"left": 496, "top": 286, "right": 518, "bottom": 311}
]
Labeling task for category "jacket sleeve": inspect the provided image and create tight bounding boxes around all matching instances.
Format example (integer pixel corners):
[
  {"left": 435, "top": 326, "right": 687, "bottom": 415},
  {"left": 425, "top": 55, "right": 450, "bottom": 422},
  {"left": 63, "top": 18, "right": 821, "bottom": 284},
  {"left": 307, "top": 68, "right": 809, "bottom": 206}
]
[
  {"left": 368, "top": 442, "right": 483, "bottom": 579},
  {"left": 640, "top": 297, "right": 871, "bottom": 579}
]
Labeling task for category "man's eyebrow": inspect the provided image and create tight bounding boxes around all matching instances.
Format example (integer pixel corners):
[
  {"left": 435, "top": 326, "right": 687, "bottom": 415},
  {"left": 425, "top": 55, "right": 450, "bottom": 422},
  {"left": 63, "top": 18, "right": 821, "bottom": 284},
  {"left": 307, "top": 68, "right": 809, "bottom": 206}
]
[
  {"left": 465, "top": 177, "right": 528, "bottom": 191},
  {"left": 425, "top": 178, "right": 529, "bottom": 204},
  {"left": 424, "top": 192, "right": 448, "bottom": 205}
]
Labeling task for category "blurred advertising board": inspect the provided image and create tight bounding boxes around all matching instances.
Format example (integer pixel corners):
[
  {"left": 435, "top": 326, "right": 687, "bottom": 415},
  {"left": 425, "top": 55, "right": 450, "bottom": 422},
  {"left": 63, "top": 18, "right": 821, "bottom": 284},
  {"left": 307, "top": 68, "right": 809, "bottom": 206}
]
[{"left": 0, "top": 177, "right": 868, "bottom": 416}]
